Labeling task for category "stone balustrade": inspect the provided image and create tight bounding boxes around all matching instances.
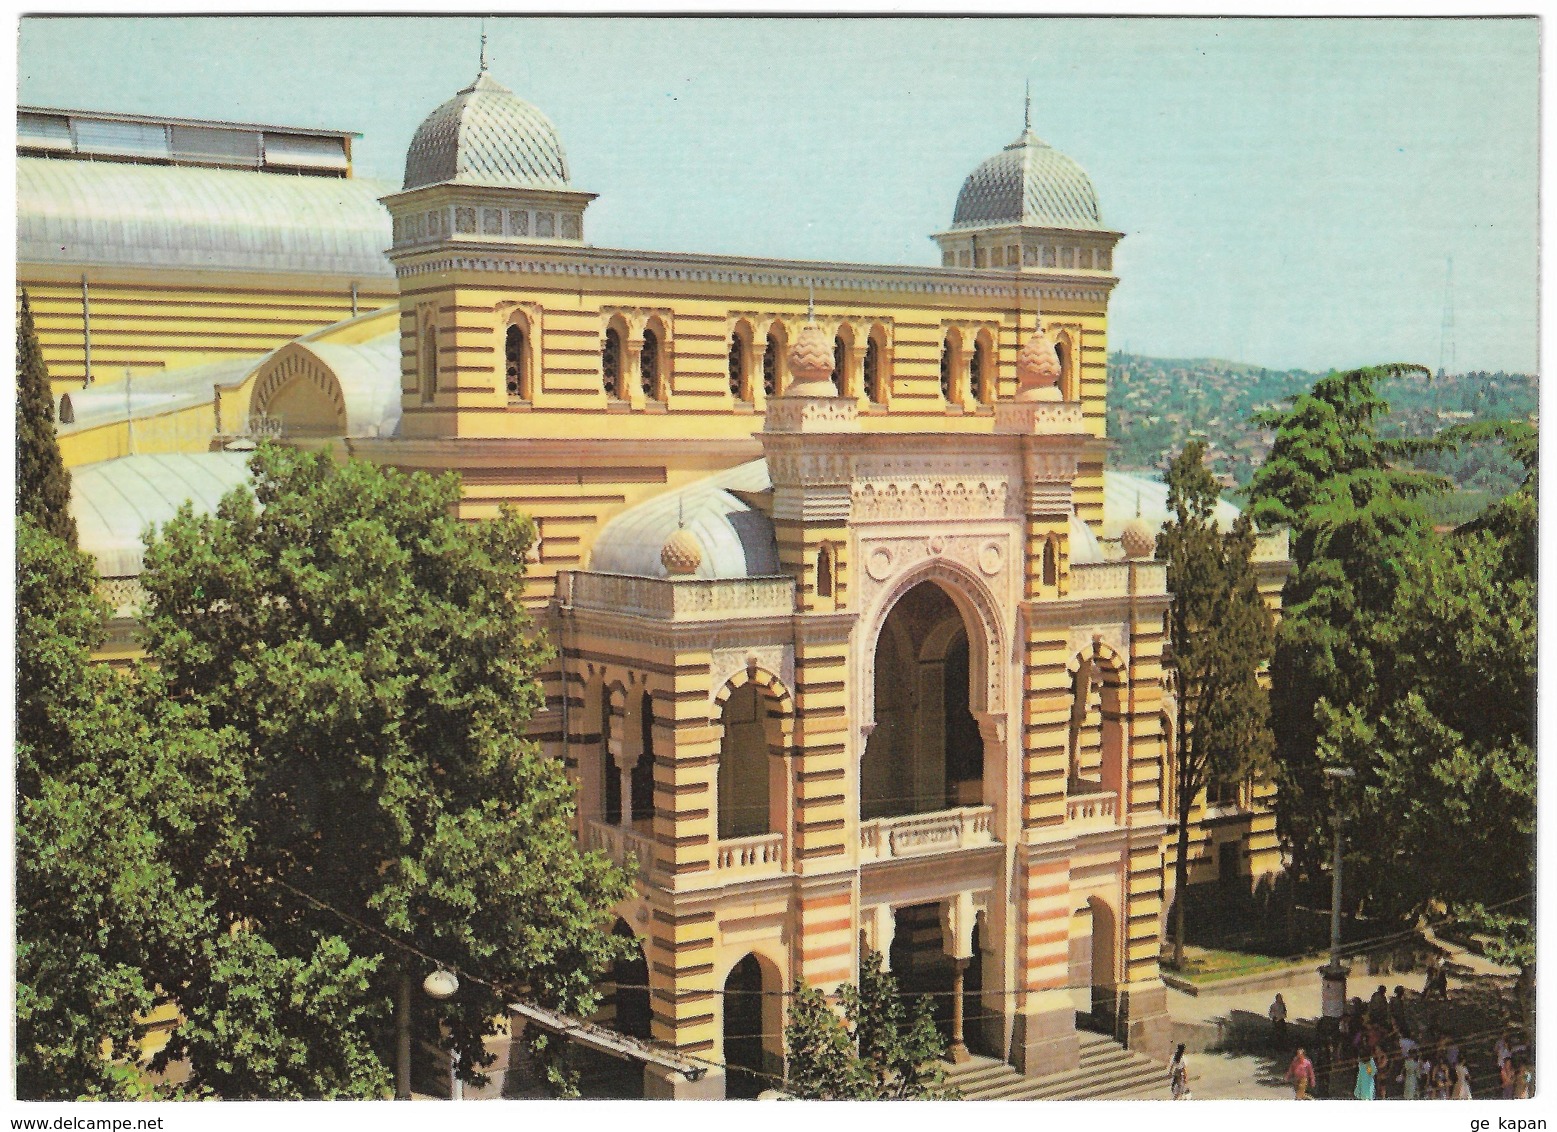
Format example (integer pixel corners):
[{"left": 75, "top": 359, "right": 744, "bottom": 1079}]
[
  {"left": 561, "top": 572, "right": 794, "bottom": 621},
  {"left": 858, "top": 805, "right": 995, "bottom": 863},
  {"left": 585, "top": 819, "right": 654, "bottom": 875},
  {"left": 714, "top": 832, "right": 786, "bottom": 878},
  {"left": 1068, "top": 560, "right": 1166, "bottom": 597},
  {"left": 1066, "top": 791, "right": 1118, "bottom": 826}
]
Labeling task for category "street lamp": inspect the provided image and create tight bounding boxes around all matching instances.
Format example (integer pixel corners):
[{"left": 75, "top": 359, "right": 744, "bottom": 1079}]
[
  {"left": 395, "top": 967, "right": 462, "bottom": 1101},
  {"left": 1316, "top": 766, "right": 1355, "bottom": 1096}
]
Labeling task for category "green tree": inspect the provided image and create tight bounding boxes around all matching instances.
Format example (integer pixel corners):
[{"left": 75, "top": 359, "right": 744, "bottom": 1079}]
[
  {"left": 131, "top": 443, "right": 632, "bottom": 1097},
  {"left": 16, "top": 291, "right": 76, "bottom": 545},
  {"left": 782, "top": 949, "right": 953, "bottom": 1100},
  {"left": 15, "top": 516, "right": 237, "bottom": 1099},
  {"left": 1158, "top": 440, "right": 1275, "bottom": 966},
  {"left": 1244, "top": 365, "right": 1446, "bottom": 891}
]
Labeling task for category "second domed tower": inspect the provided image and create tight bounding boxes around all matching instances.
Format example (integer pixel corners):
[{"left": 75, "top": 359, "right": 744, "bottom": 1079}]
[{"left": 931, "top": 107, "right": 1122, "bottom": 277}]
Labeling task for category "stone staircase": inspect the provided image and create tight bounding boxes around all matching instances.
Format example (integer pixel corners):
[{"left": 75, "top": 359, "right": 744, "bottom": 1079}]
[{"left": 945, "top": 1032, "right": 1167, "bottom": 1100}]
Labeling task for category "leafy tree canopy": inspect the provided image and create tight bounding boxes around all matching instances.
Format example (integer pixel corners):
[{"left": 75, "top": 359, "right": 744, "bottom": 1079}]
[{"left": 782, "top": 949, "right": 953, "bottom": 1100}]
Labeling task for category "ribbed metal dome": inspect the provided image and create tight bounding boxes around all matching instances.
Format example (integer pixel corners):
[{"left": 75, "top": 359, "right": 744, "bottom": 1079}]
[
  {"left": 403, "top": 70, "right": 571, "bottom": 191},
  {"left": 951, "top": 129, "right": 1102, "bottom": 231}
]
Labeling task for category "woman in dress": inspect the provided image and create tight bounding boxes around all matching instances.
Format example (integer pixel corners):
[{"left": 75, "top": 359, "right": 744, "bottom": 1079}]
[
  {"left": 1354, "top": 1051, "right": 1377, "bottom": 1101},
  {"left": 1430, "top": 1056, "right": 1452, "bottom": 1099},
  {"left": 1451, "top": 1060, "right": 1473, "bottom": 1100}
]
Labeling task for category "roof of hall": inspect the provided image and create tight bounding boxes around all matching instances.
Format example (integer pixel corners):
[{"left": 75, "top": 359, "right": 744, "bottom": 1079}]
[
  {"left": 58, "top": 306, "right": 401, "bottom": 437},
  {"left": 402, "top": 70, "right": 572, "bottom": 192},
  {"left": 17, "top": 155, "right": 396, "bottom": 277},
  {"left": 951, "top": 128, "right": 1104, "bottom": 232},
  {"left": 588, "top": 460, "right": 780, "bottom": 581},
  {"left": 1101, "top": 470, "right": 1243, "bottom": 539},
  {"left": 70, "top": 451, "right": 255, "bottom": 579}
]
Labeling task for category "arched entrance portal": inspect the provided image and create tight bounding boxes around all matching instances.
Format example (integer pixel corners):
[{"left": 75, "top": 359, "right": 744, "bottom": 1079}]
[
  {"left": 861, "top": 581, "right": 984, "bottom": 819},
  {"left": 722, "top": 953, "right": 782, "bottom": 1099},
  {"left": 604, "top": 920, "right": 650, "bottom": 1040},
  {"left": 1069, "top": 898, "right": 1120, "bottom": 1036}
]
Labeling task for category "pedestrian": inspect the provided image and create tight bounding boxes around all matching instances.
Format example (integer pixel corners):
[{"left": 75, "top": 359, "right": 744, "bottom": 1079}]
[
  {"left": 1354, "top": 1051, "right": 1377, "bottom": 1101},
  {"left": 1501, "top": 1055, "right": 1518, "bottom": 1100},
  {"left": 1373, "top": 1043, "right": 1391, "bottom": 1101},
  {"left": 1430, "top": 1056, "right": 1452, "bottom": 1099},
  {"left": 1169, "top": 1043, "right": 1190, "bottom": 1100},
  {"left": 1514, "top": 1058, "right": 1533, "bottom": 1100},
  {"left": 1401, "top": 1047, "right": 1421, "bottom": 1101},
  {"left": 1390, "top": 985, "right": 1410, "bottom": 1033},
  {"left": 1421, "top": 959, "right": 1438, "bottom": 998},
  {"left": 1287, "top": 1047, "right": 1316, "bottom": 1100},
  {"left": 1368, "top": 984, "right": 1389, "bottom": 1025},
  {"left": 1268, "top": 992, "right": 1288, "bottom": 1047},
  {"left": 1431, "top": 963, "right": 1450, "bottom": 1000},
  {"left": 1451, "top": 1060, "right": 1472, "bottom": 1100}
]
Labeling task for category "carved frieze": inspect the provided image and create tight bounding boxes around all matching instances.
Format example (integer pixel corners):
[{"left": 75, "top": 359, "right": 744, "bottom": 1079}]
[{"left": 852, "top": 477, "right": 1009, "bottom": 523}]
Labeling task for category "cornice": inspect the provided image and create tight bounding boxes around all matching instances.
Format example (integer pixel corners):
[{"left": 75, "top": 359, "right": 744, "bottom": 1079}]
[{"left": 386, "top": 241, "right": 1118, "bottom": 303}]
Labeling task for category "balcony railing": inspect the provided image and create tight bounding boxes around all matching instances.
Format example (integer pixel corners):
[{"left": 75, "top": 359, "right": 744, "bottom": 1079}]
[
  {"left": 1066, "top": 791, "right": 1118, "bottom": 826},
  {"left": 561, "top": 572, "right": 795, "bottom": 622},
  {"left": 859, "top": 805, "right": 995, "bottom": 863},
  {"left": 714, "top": 832, "right": 786, "bottom": 878},
  {"left": 585, "top": 819, "right": 654, "bottom": 875}
]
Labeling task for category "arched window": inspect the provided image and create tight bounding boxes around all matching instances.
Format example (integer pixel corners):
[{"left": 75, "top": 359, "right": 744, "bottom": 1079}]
[
  {"left": 602, "top": 327, "right": 623, "bottom": 400},
  {"left": 728, "top": 332, "right": 747, "bottom": 400},
  {"left": 602, "top": 695, "right": 621, "bottom": 826},
  {"left": 420, "top": 323, "right": 438, "bottom": 404},
  {"left": 863, "top": 335, "right": 881, "bottom": 404},
  {"left": 633, "top": 691, "right": 655, "bottom": 823},
  {"left": 940, "top": 339, "right": 953, "bottom": 402},
  {"left": 762, "top": 332, "right": 779, "bottom": 397},
  {"left": 940, "top": 333, "right": 961, "bottom": 405},
  {"left": 1054, "top": 338, "right": 1069, "bottom": 398},
  {"left": 505, "top": 323, "right": 526, "bottom": 399},
  {"left": 816, "top": 544, "right": 834, "bottom": 599},
  {"left": 1042, "top": 538, "right": 1058, "bottom": 588},
  {"left": 641, "top": 327, "right": 661, "bottom": 401},
  {"left": 970, "top": 338, "right": 989, "bottom": 405}
]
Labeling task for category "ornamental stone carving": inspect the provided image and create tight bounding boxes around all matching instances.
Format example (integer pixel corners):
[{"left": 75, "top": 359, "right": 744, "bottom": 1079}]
[
  {"left": 764, "top": 396, "right": 858, "bottom": 433},
  {"left": 1067, "top": 623, "right": 1129, "bottom": 668},
  {"left": 709, "top": 645, "right": 795, "bottom": 710},
  {"left": 851, "top": 477, "right": 1008, "bottom": 523}
]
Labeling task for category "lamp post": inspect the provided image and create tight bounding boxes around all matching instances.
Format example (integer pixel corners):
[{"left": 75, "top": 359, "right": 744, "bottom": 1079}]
[
  {"left": 1317, "top": 766, "right": 1355, "bottom": 1096},
  {"left": 394, "top": 966, "right": 461, "bottom": 1101}
]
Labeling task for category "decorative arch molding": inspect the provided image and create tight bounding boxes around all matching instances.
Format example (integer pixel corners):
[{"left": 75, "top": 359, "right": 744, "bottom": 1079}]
[
  {"left": 494, "top": 300, "right": 543, "bottom": 401},
  {"left": 711, "top": 662, "right": 796, "bottom": 731},
  {"left": 249, "top": 343, "right": 348, "bottom": 436},
  {"left": 857, "top": 553, "right": 1008, "bottom": 734}
]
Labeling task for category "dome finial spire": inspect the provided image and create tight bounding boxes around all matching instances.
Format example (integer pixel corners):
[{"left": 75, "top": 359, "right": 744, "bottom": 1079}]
[
  {"left": 1024, "top": 79, "right": 1031, "bottom": 131},
  {"left": 479, "top": 22, "right": 488, "bottom": 72}
]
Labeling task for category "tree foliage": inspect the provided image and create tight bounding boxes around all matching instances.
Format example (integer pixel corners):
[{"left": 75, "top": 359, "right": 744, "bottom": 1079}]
[
  {"left": 17, "top": 444, "right": 632, "bottom": 1098},
  {"left": 16, "top": 291, "right": 76, "bottom": 545},
  {"left": 1158, "top": 440, "right": 1275, "bottom": 965},
  {"left": 782, "top": 949, "right": 953, "bottom": 1100},
  {"left": 1243, "top": 365, "right": 1446, "bottom": 883}
]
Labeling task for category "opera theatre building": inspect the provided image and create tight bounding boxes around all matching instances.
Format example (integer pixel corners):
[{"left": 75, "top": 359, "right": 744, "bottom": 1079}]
[{"left": 24, "top": 63, "right": 1289, "bottom": 1098}]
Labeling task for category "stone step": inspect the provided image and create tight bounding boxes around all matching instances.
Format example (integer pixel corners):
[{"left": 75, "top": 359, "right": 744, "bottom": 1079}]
[{"left": 949, "top": 1033, "right": 1168, "bottom": 1101}]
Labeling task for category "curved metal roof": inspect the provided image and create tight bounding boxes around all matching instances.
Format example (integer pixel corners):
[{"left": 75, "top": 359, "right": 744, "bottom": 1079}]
[
  {"left": 1102, "top": 470, "right": 1242, "bottom": 541},
  {"left": 17, "top": 156, "right": 396, "bottom": 277},
  {"left": 589, "top": 460, "right": 779, "bottom": 580},
  {"left": 952, "top": 129, "right": 1103, "bottom": 231},
  {"left": 403, "top": 70, "right": 571, "bottom": 192},
  {"left": 59, "top": 354, "right": 261, "bottom": 433},
  {"left": 70, "top": 452, "right": 255, "bottom": 578}
]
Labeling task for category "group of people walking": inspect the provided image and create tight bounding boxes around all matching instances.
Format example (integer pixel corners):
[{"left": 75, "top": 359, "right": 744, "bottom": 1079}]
[{"left": 1279, "top": 975, "right": 1532, "bottom": 1101}]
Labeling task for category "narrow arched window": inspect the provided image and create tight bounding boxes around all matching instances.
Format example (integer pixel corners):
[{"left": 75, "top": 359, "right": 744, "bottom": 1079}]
[
  {"left": 817, "top": 544, "right": 834, "bottom": 598},
  {"left": 505, "top": 323, "right": 526, "bottom": 399},
  {"left": 728, "top": 333, "right": 746, "bottom": 400},
  {"left": 602, "top": 327, "right": 623, "bottom": 399},
  {"left": 863, "top": 336, "right": 881, "bottom": 404},
  {"left": 971, "top": 339, "right": 987, "bottom": 404},
  {"left": 1043, "top": 538, "right": 1058, "bottom": 588},
  {"left": 641, "top": 327, "right": 660, "bottom": 400},
  {"left": 763, "top": 333, "right": 779, "bottom": 397},
  {"left": 420, "top": 324, "right": 438, "bottom": 404},
  {"left": 940, "top": 337, "right": 954, "bottom": 403},
  {"left": 1055, "top": 339, "right": 1069, "bottom": 398},
  {"left": 833, "top": 337, "right": 847, "bottom": 395}
]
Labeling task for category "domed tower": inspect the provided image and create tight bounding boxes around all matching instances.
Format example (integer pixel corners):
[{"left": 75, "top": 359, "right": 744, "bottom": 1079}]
[
  {"left": 381, "top": 63, "right": 597, "bottom": 435},
  {"left": 931, "top": 101, "right": 1121, "bottom": 278}
]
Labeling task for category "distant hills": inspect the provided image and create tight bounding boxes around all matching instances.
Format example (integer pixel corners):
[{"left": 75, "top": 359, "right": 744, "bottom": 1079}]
[{"left": 1106, "top": 353, "right": 1537, "bottom": 514}]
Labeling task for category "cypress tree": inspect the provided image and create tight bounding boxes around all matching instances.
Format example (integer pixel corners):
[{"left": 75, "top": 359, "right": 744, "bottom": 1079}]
[{"left": 16, "top": 291, "right": 76, "bottom": 546}]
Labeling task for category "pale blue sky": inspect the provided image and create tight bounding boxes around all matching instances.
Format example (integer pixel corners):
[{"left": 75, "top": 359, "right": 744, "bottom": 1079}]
[{"left": 17, "top": 15, "right": 1539, "bottom": 374}]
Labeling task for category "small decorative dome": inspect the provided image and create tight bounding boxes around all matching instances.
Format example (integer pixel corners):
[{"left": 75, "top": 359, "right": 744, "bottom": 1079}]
[
  {"left": 403, "top": 70, "right": 571, "bottom": 191},
  {"left": 1016, "top": 328, "right": 1063, "bottom": 402},
  {"left": 784, "top": 322, "right": 838, "bottom": 397},
  {"left": 660, "top": 528, "right": 704, "bottom": 576},
  {"left": 952, "top": 128, "right": 1102, "bottom": 231},
  {"left": 1120, "top": 518, "right": 1156, "bottom": 560}
]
